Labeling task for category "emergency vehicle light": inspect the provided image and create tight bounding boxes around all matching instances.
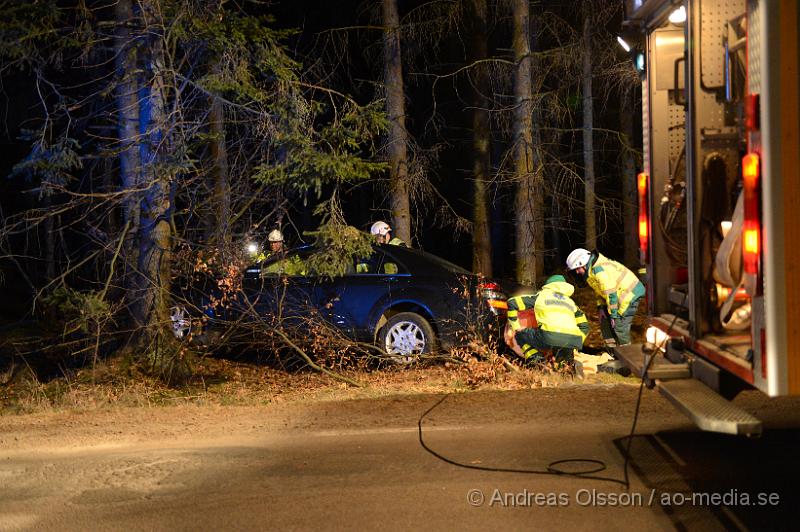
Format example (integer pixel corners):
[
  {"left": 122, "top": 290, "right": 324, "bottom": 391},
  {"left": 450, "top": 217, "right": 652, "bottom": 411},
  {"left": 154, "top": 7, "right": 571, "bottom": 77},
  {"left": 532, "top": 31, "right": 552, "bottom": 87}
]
[
  {"left": 645, "top": 326, "right": 669, "bottom": 351},
  {"left": 637, "top": 172, "right": 649, "bottom": 262},
  {"left": 668, "top": 6, "right": 687, "bottom": 24},
  {"left": 742, "top": 153, "right": 761, "bottom": 275}
]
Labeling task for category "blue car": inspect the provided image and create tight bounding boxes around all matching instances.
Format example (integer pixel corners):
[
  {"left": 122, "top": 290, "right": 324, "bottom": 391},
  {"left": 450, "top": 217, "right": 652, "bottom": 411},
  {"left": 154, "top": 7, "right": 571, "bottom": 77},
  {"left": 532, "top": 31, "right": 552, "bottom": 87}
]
[{"left": 172, "top": 244, "right": 510, "bottom": 360}]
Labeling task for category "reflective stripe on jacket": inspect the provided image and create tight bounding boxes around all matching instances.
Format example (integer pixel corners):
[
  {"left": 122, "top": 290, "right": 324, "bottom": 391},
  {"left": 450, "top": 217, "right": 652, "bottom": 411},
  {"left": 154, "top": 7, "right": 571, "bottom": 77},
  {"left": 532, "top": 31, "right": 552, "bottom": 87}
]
[
  {"left": 507, "top": 281, "right": 589, "bottom": 342},
  {"left": 586, "top": 253, "right": 645, "bottom": 318}
]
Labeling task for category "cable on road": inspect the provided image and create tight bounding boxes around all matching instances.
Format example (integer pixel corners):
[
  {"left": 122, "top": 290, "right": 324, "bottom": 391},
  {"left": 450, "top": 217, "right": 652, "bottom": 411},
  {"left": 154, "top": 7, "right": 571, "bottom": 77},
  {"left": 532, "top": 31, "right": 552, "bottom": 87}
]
[
  {"left": 417, "top": 393, "right": 627, "bottom": 486},
  {"left": 621, "top": 306, "right": 683, "bottom": 488},
  {"left": 418, "top": 309, "right": 684, "bottom": 490}
]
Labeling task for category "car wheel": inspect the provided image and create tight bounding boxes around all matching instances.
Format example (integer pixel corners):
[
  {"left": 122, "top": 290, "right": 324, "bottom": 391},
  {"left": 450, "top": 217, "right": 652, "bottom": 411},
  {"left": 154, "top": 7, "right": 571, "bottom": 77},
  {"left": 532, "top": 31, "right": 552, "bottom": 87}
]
[
  {"left": 378, "top": 312, "right": 437, "bottom": 363},
  {"left": 170, "top": 305, "right": 192, "bottom": 340}
]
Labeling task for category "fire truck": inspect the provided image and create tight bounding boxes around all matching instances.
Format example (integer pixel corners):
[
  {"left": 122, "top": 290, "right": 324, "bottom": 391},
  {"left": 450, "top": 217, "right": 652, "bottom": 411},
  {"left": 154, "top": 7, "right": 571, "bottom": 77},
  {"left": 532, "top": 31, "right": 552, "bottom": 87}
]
[{"left": 617, "top": 0, "right": 799, "bottom": 435}]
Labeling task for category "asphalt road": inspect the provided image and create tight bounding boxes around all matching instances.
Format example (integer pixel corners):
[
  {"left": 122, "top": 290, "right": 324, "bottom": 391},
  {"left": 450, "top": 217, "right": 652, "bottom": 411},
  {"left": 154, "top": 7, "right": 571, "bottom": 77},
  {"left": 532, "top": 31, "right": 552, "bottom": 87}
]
[{"left": 1, "top": 386, "right": 799, "bottom": 531}]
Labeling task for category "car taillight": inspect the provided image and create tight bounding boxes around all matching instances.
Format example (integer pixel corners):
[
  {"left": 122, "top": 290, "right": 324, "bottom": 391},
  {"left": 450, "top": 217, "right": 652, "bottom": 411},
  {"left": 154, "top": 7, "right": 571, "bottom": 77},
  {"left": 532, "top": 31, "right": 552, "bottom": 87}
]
[
  {"left": 638, "top": 172, "right": 649, "bottom": 263},
  {"left": 742, "top": 153, "right": 760, "bottom": 276},
  {"left": 479, "top": 281, "right": 508, "bottom": 314},
  {"left": 479, "top": 281, "right": 502, "bottom": 298},
  {"left": 486, "top": 299, "right": 509, "bottom": 311}
]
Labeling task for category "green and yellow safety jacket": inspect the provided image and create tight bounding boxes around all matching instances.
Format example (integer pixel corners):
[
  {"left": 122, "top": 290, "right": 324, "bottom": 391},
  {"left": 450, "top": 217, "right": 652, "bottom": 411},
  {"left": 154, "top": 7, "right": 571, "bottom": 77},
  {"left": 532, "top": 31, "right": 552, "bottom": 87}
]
[
  {"left": 262, "top": 253, "right": 306, "bottom": 276},
  {"left": 584, "top": 253, "right": 645, "bottom": 319},
  {"left": 357, "top": 235, "right": 407, "bottom": 274},
  {"left": 507, "top": 280, "right": 590, "bottom": 354}
]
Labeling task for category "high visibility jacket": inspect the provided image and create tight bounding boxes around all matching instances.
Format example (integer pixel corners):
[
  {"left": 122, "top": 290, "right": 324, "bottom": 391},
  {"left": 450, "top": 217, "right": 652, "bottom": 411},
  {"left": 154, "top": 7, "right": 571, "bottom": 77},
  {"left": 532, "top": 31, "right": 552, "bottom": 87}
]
[
  {"left": 262, "top": 253, "right": 306, "bottom": 276},
  {"left": 357, "top": 237, "right": 406, "bottom": 274},
  {"left": 585, "top": 253, "right": 645, "bottom": 319},
  {"left": 507, "top": 281, "right": 590, "bottom": 342},
  {"left": 382, "top": 237, "right": 406, "bottom": 273}
]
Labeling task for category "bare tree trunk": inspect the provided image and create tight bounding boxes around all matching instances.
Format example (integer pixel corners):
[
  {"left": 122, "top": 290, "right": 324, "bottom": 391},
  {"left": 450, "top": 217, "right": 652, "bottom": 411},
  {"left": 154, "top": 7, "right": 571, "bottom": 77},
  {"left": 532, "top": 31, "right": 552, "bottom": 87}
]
[
  {"left": 621, "top": 92, "right": 638, "bottom": 266},
  {"left": 512, "top": 0, "right": 543, "bottom": 287},
  {"left": 206, "top": 94, "right": 231, "bottom": 246},
  {"left": 382, "top": 0, "right": 411, "bottom": 244},
  {"left": 530, "top": 11, "right": 545, "bottom": 282},
  {"left": 469, "top": 0, "right": 492, "bottom": 277},
  {"left": 132, "top": 3, "right": 171, "bottom": 345},
  {"left": 115, "top": 0, "right": 141, "bottom": 291},
  {"left": 582, "top": 9, "right": 597, "bottom": 250}
]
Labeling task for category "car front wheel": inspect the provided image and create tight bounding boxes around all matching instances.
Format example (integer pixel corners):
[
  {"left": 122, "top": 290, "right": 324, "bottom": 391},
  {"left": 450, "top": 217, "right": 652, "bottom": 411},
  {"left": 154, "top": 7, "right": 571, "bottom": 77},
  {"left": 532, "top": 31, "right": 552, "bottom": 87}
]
[{"left": 378, "top": 312, "right": 437, "bottom": 363}]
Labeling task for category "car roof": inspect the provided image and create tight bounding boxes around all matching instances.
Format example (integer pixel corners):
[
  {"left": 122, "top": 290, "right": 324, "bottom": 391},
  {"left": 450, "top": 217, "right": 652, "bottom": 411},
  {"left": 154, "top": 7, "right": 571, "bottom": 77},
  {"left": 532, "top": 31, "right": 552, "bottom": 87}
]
[
  {"left": 276, "top": 244, "right": 472, "bottom": 276},
  {"left": 379, "top": 244, "right": 472, "bottom": 276}
]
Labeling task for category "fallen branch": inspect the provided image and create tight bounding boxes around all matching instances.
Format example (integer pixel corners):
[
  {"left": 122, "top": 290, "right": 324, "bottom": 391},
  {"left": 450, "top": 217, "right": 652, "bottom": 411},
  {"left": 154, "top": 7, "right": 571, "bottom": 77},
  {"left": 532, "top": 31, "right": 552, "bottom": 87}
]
[
  {"left": 273, "top": 327, "right": 363, "bottom": 388},
  {"left": 496, "top": 355, "right": 520, "bottom": 373},
  {"left": 235, "top": 292, "right": 364, "bottom": 387}
]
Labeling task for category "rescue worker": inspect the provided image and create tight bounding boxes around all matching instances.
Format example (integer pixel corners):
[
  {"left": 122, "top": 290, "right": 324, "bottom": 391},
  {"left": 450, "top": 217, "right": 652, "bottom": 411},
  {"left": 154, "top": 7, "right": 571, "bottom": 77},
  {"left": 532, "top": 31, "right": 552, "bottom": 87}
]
[
  {"left": 565, "top": 248, "right": 645, "bottom": 346},
  {"left": 265, "top": 229, "right": 285, "bottom": 259},
  {"left": 247, "top": 229, "right": 285, "bottom": 264},
  {"left": 260, "top": 228, "right": 305, "bottom": 276},
  {"left": 370, "top": 221, "right": 407, "bottom": 246},
  {"left": 365, "top": 221, "right": 406, "bottom": 274},
  {"left": 503, "top": 275, "right": 590, "bottom": 366}
]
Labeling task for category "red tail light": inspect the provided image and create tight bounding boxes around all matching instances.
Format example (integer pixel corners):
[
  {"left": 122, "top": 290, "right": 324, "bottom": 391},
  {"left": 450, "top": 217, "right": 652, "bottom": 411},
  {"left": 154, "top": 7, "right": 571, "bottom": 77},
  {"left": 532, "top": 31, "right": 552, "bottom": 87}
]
[
  {"left": 638, "top": 172, "right": 649, "bottom": 262},
  {"left": 742, "top": 153, "right": 761, "bottom": 275},
  {"left": 479, "top": 281, "right": 508, "bottom": 313}
]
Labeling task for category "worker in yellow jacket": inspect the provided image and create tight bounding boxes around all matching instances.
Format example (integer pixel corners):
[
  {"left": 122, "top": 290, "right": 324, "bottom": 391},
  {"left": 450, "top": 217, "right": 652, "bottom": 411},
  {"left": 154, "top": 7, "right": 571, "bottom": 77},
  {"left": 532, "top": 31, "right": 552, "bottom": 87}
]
[
  {"left": 566, "top": 248, "right": 645, "bottom": 346},
  {"left": 370, "top": 221, "right": 407, "bottom": 247},
  {"left": 504, "top": 275, "right": 590, "bottom": 365}
]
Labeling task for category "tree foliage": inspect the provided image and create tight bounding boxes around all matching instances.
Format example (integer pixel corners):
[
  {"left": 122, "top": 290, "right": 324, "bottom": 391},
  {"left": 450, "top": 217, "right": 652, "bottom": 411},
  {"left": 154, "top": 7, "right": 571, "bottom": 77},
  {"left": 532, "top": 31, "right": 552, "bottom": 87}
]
[
  {"left": 0, "top": 0, "right": 642, "bottom": 381},
  {"left": 0, "top": 0, "right": 388, "bottom": 378}
]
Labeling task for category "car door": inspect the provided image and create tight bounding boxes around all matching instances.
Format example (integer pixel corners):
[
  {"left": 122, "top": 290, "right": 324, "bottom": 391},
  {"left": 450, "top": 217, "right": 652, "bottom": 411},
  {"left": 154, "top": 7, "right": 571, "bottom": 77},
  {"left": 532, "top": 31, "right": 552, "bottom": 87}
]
[
  {"left": 241, "top": 248, "right": 317, "bottom": 329},
  {"left": 314, "top": 249, "right": 408, "bottom": 340}
]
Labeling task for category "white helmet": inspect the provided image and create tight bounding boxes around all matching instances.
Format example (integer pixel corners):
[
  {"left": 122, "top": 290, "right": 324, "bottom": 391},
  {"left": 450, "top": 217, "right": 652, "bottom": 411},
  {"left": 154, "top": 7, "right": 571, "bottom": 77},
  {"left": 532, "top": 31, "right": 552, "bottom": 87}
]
[
  {"left": 268, "top": 229, "right": 284, "bottom": 242},
  {"left": 370, "top": 221, "right": 391, "bottom": 237},
  {"left": 566, "top": 248, "right": 591, "bottom": 270}
]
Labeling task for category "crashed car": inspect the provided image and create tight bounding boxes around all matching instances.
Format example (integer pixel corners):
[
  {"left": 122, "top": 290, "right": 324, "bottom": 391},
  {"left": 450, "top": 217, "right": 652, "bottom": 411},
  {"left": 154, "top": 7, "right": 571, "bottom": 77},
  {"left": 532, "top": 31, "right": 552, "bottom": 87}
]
[{"left": 171, "top": 244, "right": 511, "bottom": 360}]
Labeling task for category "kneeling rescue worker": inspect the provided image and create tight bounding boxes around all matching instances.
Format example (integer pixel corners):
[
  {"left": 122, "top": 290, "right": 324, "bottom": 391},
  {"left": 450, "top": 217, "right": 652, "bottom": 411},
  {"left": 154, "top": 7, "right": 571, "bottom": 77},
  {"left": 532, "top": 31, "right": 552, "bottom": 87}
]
[
  {"left": 565, "top": 248, "right": 645, "bottom": 346},
  {"left": 504, "top": 275, "right": 590, "bottom": 366}
]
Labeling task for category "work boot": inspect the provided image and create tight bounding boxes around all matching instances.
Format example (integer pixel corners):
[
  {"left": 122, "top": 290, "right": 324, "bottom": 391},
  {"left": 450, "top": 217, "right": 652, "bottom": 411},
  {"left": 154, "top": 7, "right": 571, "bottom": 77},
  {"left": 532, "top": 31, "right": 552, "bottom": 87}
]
[
  {"left": 598, "top": 360, "right": 631, "bottom": 377},
  {"left": 575, "top": 360, "right": 586, "bottom": 380}
]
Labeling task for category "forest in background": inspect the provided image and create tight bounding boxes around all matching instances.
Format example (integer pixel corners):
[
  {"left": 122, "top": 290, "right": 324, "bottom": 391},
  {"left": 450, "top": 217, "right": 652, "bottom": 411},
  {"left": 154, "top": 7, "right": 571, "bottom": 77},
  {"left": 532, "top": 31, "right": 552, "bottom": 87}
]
[{"left": 0, "top": 0, "right": 642, "bottom": 379}]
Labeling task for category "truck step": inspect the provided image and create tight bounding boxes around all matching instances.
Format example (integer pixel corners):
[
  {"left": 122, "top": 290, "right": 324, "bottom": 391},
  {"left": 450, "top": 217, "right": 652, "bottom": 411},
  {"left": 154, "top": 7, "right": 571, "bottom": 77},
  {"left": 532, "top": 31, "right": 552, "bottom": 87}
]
[
  {"left": 612, "top": 344, "right": 690, "bottom": 380},
  {"left": 658, "top": 379, "right": 762, "bottom": 436}
]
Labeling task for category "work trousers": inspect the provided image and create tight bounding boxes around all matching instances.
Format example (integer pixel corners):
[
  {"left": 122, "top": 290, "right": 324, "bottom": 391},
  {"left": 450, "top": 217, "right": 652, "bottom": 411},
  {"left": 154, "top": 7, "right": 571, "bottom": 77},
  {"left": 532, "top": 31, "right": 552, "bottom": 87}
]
[{"left": 599, "top": 296, "right": 642, "bottom": 346}]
